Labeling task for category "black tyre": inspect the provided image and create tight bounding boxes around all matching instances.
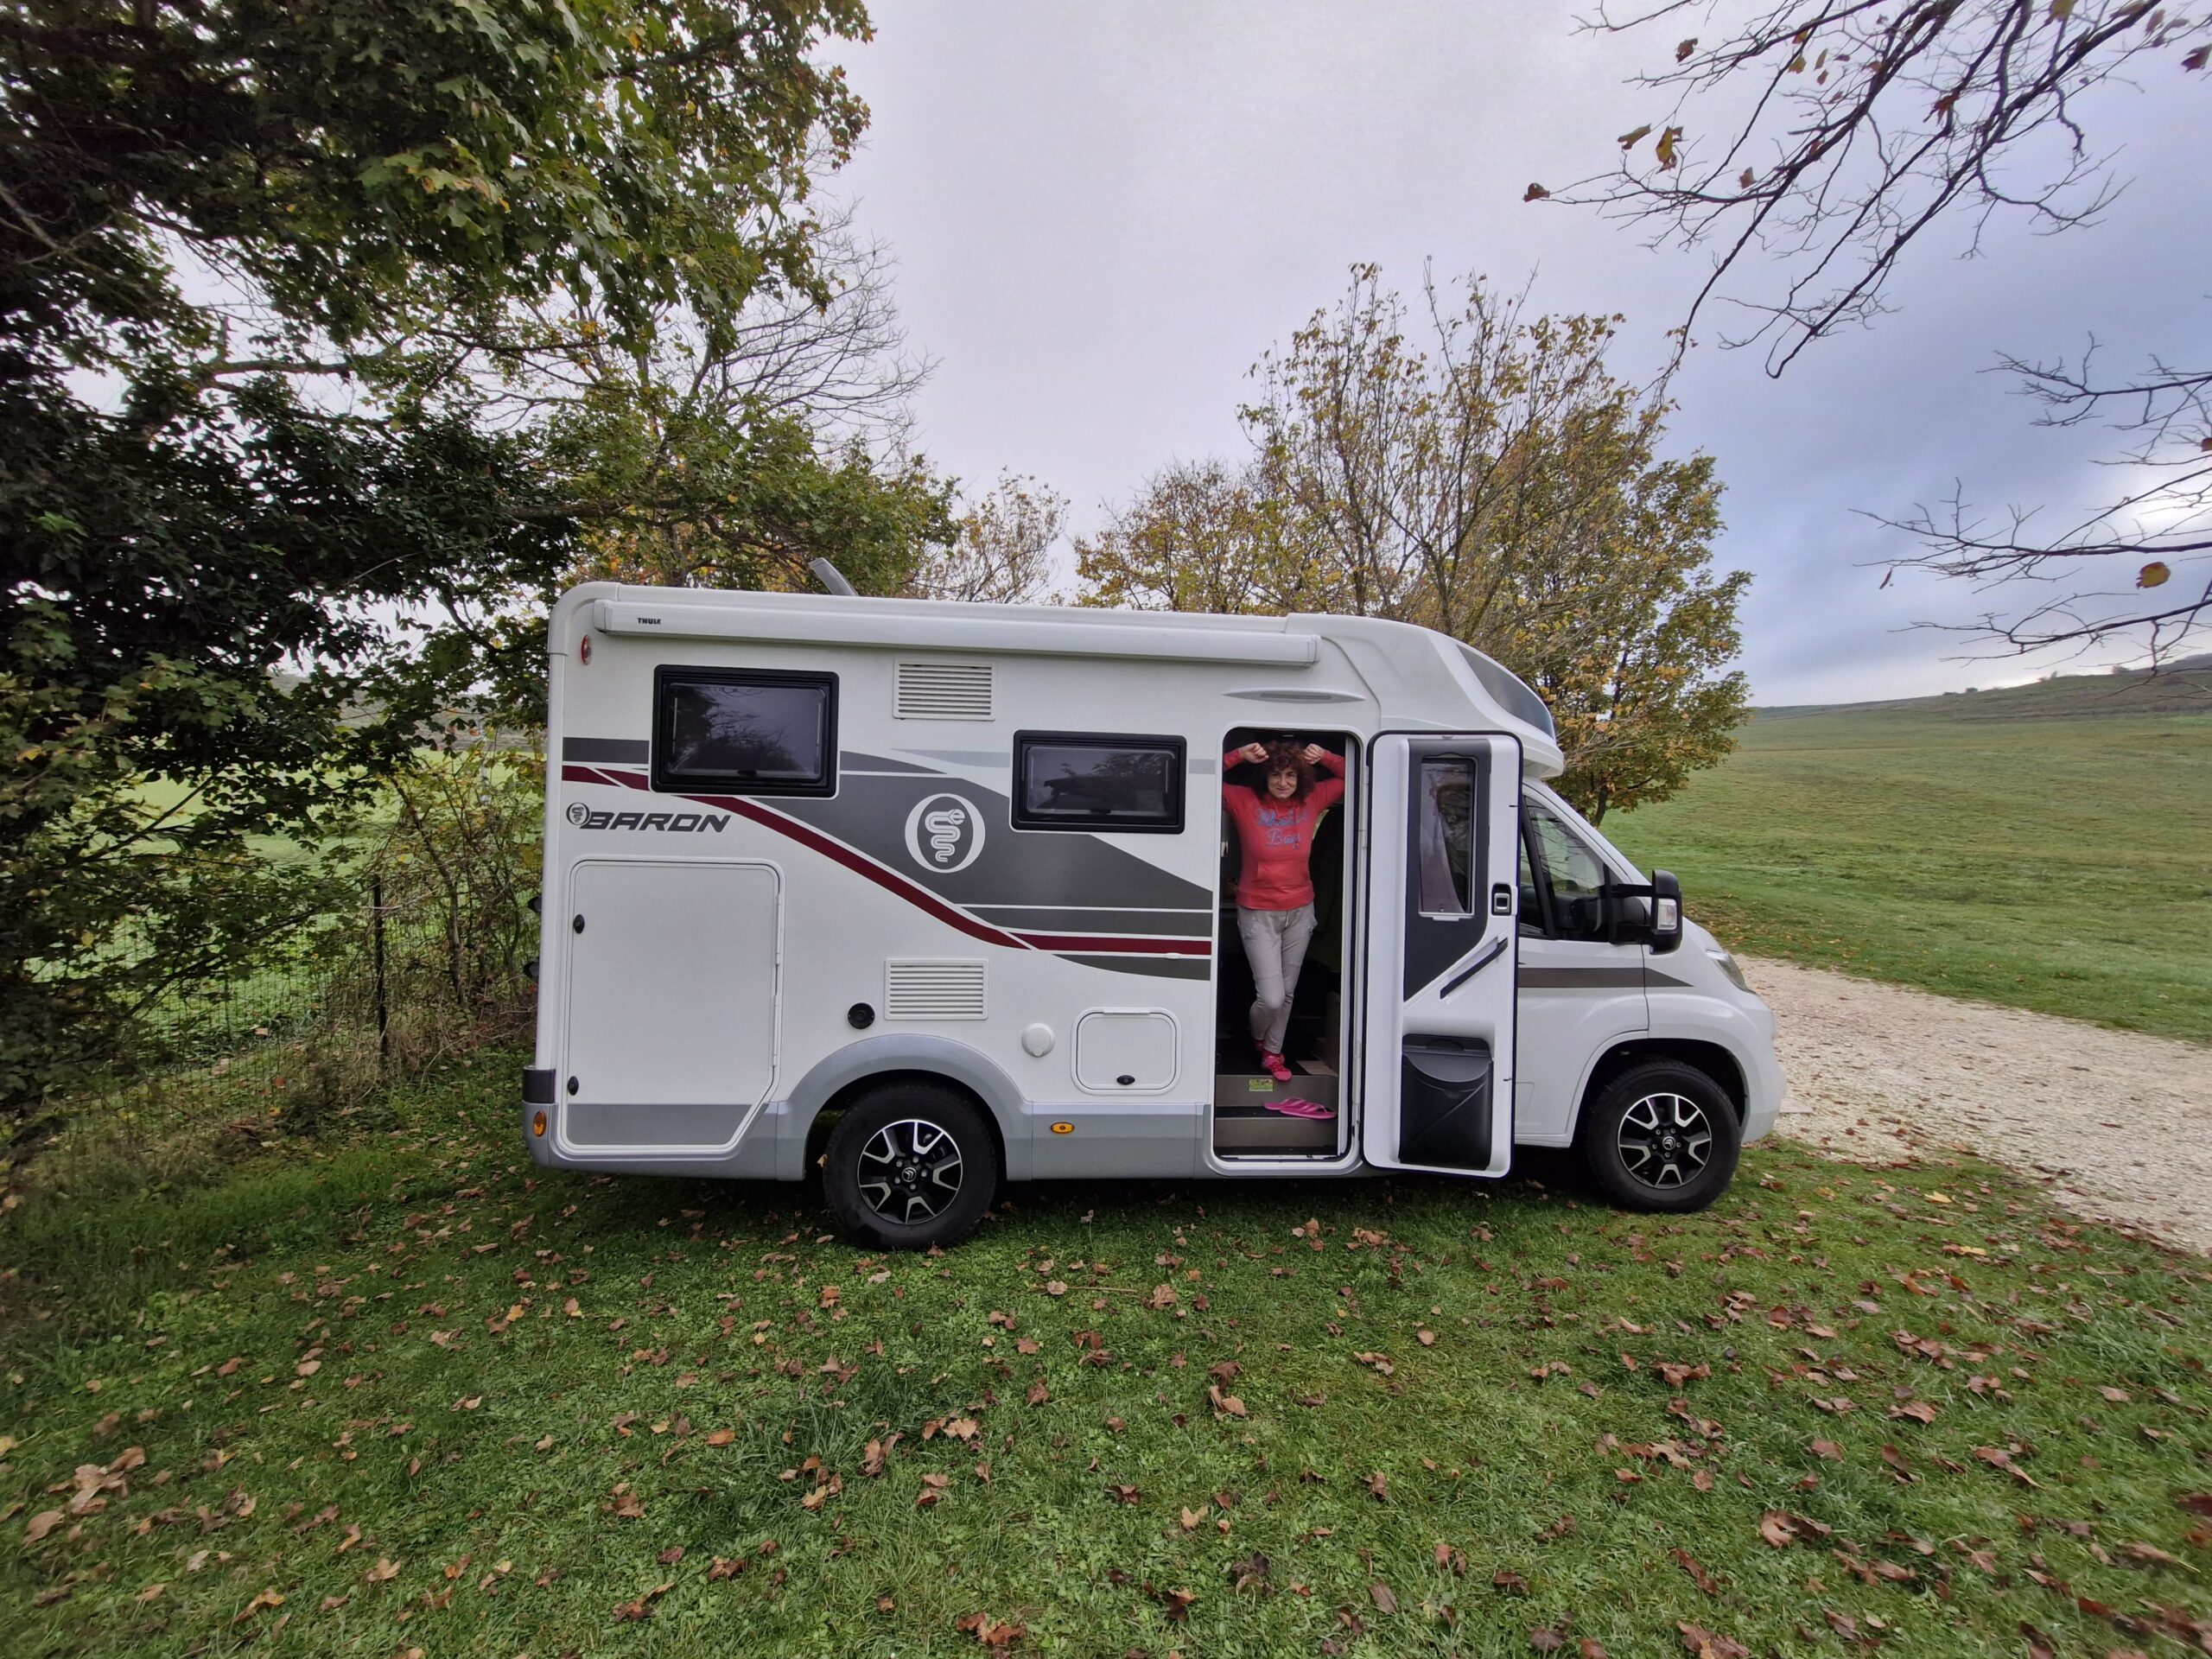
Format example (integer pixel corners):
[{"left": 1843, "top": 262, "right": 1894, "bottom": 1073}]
[
  {"left": 822, "top": 1082, "right": 999, "bottom": 1250},
  {"left": 1574, "top": 1059, "right": 1741, "bottom": 1213}
]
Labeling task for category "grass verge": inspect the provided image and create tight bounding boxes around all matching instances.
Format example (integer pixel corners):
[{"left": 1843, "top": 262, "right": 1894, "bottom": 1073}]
[
  {"left": 1605, "top": 706, "right": 2212, "bottom": 1043},
  {"left": 3, "top": 1058, "right": 2208, "bottom": 1657}
]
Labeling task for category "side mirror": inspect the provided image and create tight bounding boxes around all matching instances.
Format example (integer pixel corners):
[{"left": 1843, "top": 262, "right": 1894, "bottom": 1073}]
[
  {"left": 1605, "top": 869, "right": 1686, "bottom": 952},
  {"left": 1648, "top": 868, "right": 1683, "bottom": 954}
]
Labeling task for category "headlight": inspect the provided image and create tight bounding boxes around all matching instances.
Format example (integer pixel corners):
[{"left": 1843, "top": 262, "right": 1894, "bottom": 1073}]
[{"left": 1707, "top": 949, "right": 1751, "bottom": 993}]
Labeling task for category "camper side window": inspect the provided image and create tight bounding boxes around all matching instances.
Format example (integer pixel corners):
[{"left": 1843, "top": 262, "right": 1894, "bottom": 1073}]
[
  {"left": 1012, "top": 732, "right": 1185, "bottom": 832},
  {"left": 652, "top": 667, "right": 837, "bottom": 797}
]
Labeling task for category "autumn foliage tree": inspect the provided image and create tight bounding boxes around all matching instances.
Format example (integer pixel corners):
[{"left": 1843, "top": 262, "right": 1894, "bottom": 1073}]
[
  {"left": 912, "top": 474, "right": 1071, "bottom": 605},
  {"left": 1079, "top": 268, "right": 1749, "bottom": 820}
]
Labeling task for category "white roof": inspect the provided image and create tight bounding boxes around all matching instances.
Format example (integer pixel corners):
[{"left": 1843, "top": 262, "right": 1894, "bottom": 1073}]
[{"left": 552, "top": 582, "right": 1562, "bottom": 772}]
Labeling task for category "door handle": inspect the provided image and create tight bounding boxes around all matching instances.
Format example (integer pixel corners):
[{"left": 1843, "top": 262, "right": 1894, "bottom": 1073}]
[
  {"left": 1491, "top": 883, "right": 1513, "bottom": 916},
  {"left": 1440, "top": 934, "right": 1509, "bottom": 998}
]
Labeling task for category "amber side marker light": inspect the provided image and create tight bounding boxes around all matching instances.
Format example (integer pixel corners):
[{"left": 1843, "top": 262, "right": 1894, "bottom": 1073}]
[
  {"left": 1050, "top": 1122, "right": 1074, "bottom": 1135},
  {"left": 532, "top": 1110, "right": 547, "bottom": 1137}
]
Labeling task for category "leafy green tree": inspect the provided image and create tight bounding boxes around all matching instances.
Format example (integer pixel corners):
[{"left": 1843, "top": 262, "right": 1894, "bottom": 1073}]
[
  {"left": 0, "top": 0, "right": 894, "bottom": 1129},
  {"left": 1080, "top": 267, "right": 1750, "bottom": 822},
  {"left": 1076, "top": 460, "right": 1314, "bottom": 615}
]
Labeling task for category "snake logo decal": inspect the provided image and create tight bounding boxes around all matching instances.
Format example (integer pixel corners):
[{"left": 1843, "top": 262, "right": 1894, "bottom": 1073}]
[{"left": 903, "top": 792, "right": 985, "bottom": 874}]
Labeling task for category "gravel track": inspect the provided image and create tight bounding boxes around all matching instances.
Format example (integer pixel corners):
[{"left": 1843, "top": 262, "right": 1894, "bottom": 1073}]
[{"left": 1745, "top": 953, "right": 2212, "bottom": 1255}]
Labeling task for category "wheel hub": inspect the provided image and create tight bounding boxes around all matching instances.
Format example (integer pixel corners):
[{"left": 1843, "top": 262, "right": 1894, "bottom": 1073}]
[
  {"left": 1617, "top": 1092, "right": 1713, "bottom": 1190},
  {"left": 856, "top": 1119, "right": 964, "bottom": 1224}
]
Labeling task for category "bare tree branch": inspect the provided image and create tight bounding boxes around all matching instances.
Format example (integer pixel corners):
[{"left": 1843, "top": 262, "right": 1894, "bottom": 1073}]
[{"left": 1549, "top": 0, "right": 2212, "bottom": 661}]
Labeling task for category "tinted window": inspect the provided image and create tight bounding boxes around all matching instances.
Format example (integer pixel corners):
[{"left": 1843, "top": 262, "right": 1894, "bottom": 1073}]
[
  {"left": 653, "top": 668, "right": 836, "bottom": 795},
  {"left": 1014, "top": 733, "right": 1185, "bottom": 831},
  {"left": 1522, "top": 792, "right": 1611, "bottom": 941},
  {"left": 1415, "top": 759, "right": 1477, "bottom": 915}
]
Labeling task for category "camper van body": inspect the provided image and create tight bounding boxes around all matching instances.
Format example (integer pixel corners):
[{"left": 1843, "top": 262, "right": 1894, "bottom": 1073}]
[{"left": 525, "top": 582, "right": 1782, "bottom": 1237}]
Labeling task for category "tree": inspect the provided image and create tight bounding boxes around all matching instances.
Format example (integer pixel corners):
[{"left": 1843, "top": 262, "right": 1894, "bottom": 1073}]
[
  {"left": 1082, "top": 267, "right": 1750, "bottom": 822},
  {"left": 912, "top": 474, "right": 1070, "bottom": 604},
  {"left": 1542, "top": 0, "right": 2212, "bottom": 663},
  {"left": 0, "top": 1, "right": 893, "bottom": 1128},
  {"left": 1076, "top": 460, "right": 1309, "bottom": 614}
]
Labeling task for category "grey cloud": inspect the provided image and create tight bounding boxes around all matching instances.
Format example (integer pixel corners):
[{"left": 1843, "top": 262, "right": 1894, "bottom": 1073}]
[{"left": 836, "top": 0, "right": 2211, "bottom": 703}]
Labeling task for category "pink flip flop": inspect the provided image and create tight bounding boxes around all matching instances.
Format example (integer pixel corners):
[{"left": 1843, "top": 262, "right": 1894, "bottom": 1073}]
[{"left": 1261, "top": 1096, "right": 1336, "bottom": 1121}]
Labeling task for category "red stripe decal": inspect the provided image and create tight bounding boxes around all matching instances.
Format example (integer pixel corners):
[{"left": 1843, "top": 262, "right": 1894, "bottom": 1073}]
[
  {"left": 559, "top": 766, "right": 1211, "bottom": 960},
  {"left": 562, "top": 765, "right": 1028, "bottom": 951}
]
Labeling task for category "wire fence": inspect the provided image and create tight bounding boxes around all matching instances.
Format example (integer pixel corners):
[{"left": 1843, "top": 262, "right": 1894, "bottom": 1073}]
[{"left": 19, "top": 874, "right": 535, "bottom": 1200}]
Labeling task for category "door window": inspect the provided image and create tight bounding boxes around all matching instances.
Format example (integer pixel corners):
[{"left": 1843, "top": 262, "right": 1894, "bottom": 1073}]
[
  {"left": 1522, "top": 792, "right": 1612, "bottom": 942},
  {"left": 1414, "top": 760, "right": 1477, "bottom": 916}
]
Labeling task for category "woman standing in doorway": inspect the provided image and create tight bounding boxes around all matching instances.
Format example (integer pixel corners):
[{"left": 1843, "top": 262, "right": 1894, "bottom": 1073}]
[{"left": 1223, "top": 737, "right": 1346, "bottom": 1088}]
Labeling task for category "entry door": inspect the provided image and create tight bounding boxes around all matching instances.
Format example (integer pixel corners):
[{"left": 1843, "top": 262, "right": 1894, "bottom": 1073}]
[
  {"left": 562, "top": 859, "right": 780, "bottom": 1153},
  {"left": 1359, "top": 734, "right": 1520, "bottom": 1175}
]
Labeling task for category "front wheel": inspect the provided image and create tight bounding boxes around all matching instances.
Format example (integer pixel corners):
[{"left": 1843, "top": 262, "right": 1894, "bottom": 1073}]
[
  {"left": 822, "top": 1082, "right": 999, "bottom": 1250},
  {"left": 1574, "top": 1060, "right": 1741, "bottom": 1213}
]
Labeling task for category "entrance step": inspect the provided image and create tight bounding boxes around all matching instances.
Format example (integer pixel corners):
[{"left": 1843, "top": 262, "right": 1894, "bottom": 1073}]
[{"left": 1212, "top": 1072, "right": 1338, "bottom": 1154}]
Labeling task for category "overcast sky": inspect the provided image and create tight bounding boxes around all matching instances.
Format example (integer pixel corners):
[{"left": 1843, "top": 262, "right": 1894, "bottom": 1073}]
[{"left": 832, "top": 1, "right": 2211, "bottom": 704}]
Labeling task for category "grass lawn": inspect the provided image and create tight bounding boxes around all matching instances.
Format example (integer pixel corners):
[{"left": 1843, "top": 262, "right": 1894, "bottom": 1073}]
[
  {"left": 4, "top": 1058, "right": 2209, "bottom": 1656},
  {"left": 1605, "top": 692, "right": 2212, "bottom": 1044}
]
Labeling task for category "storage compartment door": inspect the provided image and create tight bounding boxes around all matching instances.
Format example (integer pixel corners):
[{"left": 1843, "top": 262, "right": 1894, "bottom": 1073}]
[
  {"left": 1074, "top": 1011, "right": 1179, "bottom": 1094},
  {"left": 562, "top": 859, "right": 780, "bottom": 1150},
  {"left": 1358, "top": 734, "right": 1519, "bottom": 1175}
]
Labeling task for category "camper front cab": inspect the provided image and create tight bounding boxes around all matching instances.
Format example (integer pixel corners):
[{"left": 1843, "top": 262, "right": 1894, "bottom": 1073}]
[{"left": 525, "top": 582, "right": 1783, "bottom": 1248}]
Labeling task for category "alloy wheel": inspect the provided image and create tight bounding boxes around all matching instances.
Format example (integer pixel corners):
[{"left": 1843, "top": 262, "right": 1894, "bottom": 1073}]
[
  {"left": 1616, "top": 1092, "right": 1712, "bottom": 1190},
  {"left": 856, "top": 1118, "right": 964, "bottom": 1224}
]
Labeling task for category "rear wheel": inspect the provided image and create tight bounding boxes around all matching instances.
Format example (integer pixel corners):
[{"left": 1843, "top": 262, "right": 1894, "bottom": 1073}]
[
  {"left": 823, "top": 1082, "right": 998, "bottom": 1250},
  {"left": 1574, "top": 1059, "right": 1740, "bottom": 1213}
]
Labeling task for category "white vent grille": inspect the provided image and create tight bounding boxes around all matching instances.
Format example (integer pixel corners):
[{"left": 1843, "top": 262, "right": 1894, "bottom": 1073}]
[
  {"left": 884, "top": 959, "right": 988, "bottom": 1020},
  {"left": 895, "top": 660, "right": 994, "bottom": 721}
]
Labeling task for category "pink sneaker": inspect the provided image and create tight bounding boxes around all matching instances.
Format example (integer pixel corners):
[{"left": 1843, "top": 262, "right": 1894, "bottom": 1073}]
[
  {"left": 1260, "top": 1051, "right": 1293, "bottom": 1084},
  {"left": 1263, "top": 1096, "right": 1337, "bottom": 1121}
]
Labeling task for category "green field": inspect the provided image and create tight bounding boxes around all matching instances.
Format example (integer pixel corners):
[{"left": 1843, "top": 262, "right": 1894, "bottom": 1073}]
[
  {"left": 1606, "top": 670, "right": 2212, "bottom": 1044},
  {"left": 4, "top": 1060, "right": 2209, "bottom": 1657}
]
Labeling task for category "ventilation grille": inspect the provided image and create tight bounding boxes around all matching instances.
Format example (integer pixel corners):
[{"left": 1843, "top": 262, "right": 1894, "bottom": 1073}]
[
  {"left": 895, "top": 660, "right": 994, "bottom": 721},
  {"left": 884, "top": 959, "right": 988, "bottom": 1020}
]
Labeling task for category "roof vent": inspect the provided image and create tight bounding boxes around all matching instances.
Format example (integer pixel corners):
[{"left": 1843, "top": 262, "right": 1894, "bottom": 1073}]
[
  {"left": 884, "top": 960, "right": 988, "bottom": 1020},
  {"left": 895, "top": 660, "right": 994, "bottom": 721}
]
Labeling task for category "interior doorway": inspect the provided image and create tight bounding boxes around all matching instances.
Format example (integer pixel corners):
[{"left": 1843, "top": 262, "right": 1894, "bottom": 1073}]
[{"left": 1211, "top": 728, "right": 1357, "bottom": 1158}]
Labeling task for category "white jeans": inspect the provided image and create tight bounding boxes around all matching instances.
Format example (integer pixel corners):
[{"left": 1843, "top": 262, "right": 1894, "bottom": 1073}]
[{"left": 1236, "top": 904, "right": 1317, "bottom": 1055}]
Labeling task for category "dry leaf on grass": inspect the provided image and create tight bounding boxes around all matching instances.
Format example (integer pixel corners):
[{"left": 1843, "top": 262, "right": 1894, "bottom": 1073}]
[
  {"left": 956, "top": 1611, "right": 1027, "bottom": 1647},
  {"left": 1677, "top": 1622, "right": 1750, "bottom": 1658},
  {"left": 22, "top": 1510, "right": 65, "bottom": 1544},
  {"left": 1672, "top": 1548, "right": 1719, "bottom": 1593},
  {"left": 612, "top": 1580, "right": 672, "bottom": 1622},
  {"left": 232, "top": 1588, "right": 283, "bottom": 1622},
  {"left": 1230, "top": 1552, "right": 1271, "bottom": 1592}
]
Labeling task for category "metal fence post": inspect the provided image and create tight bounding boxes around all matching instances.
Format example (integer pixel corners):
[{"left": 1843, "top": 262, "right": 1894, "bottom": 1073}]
[{"left": 371, "top": 875, "right": 391, "bottom": 1072}]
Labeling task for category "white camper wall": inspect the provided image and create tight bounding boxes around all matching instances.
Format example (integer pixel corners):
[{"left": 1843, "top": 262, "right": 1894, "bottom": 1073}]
[{"left": 531, "top": 584, "right": 1542, "bottom": 1183}]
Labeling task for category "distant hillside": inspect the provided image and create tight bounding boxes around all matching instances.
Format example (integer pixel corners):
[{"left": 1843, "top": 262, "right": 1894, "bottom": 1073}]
[{"left": 1756, "top": 655, "right": 2212, "bottom": 722}]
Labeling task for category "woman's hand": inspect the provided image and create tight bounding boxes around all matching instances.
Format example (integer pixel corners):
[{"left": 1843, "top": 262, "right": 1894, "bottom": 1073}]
[
  {"left": 1300, "top": 743, "right": 1326, "bottom": 766},
  {"left": 1238, "top": 742, "right": 1270, "bottom": 764}
]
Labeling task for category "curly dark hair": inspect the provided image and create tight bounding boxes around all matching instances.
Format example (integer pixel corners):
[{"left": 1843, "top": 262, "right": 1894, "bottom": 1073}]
[{"left": 1255, "top": 739, "right": 1317, "bottom": 800}]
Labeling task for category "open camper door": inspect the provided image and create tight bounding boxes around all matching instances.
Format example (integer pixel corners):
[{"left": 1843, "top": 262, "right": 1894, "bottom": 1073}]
[{"left": 1359, "top": 734, "right": 1520, "bottom": 1176}]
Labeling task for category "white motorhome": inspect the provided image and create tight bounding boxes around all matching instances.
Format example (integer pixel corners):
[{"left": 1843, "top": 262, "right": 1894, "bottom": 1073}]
[{"left": 525, "top": 581, "right": 1783, "bottom": 1248}]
